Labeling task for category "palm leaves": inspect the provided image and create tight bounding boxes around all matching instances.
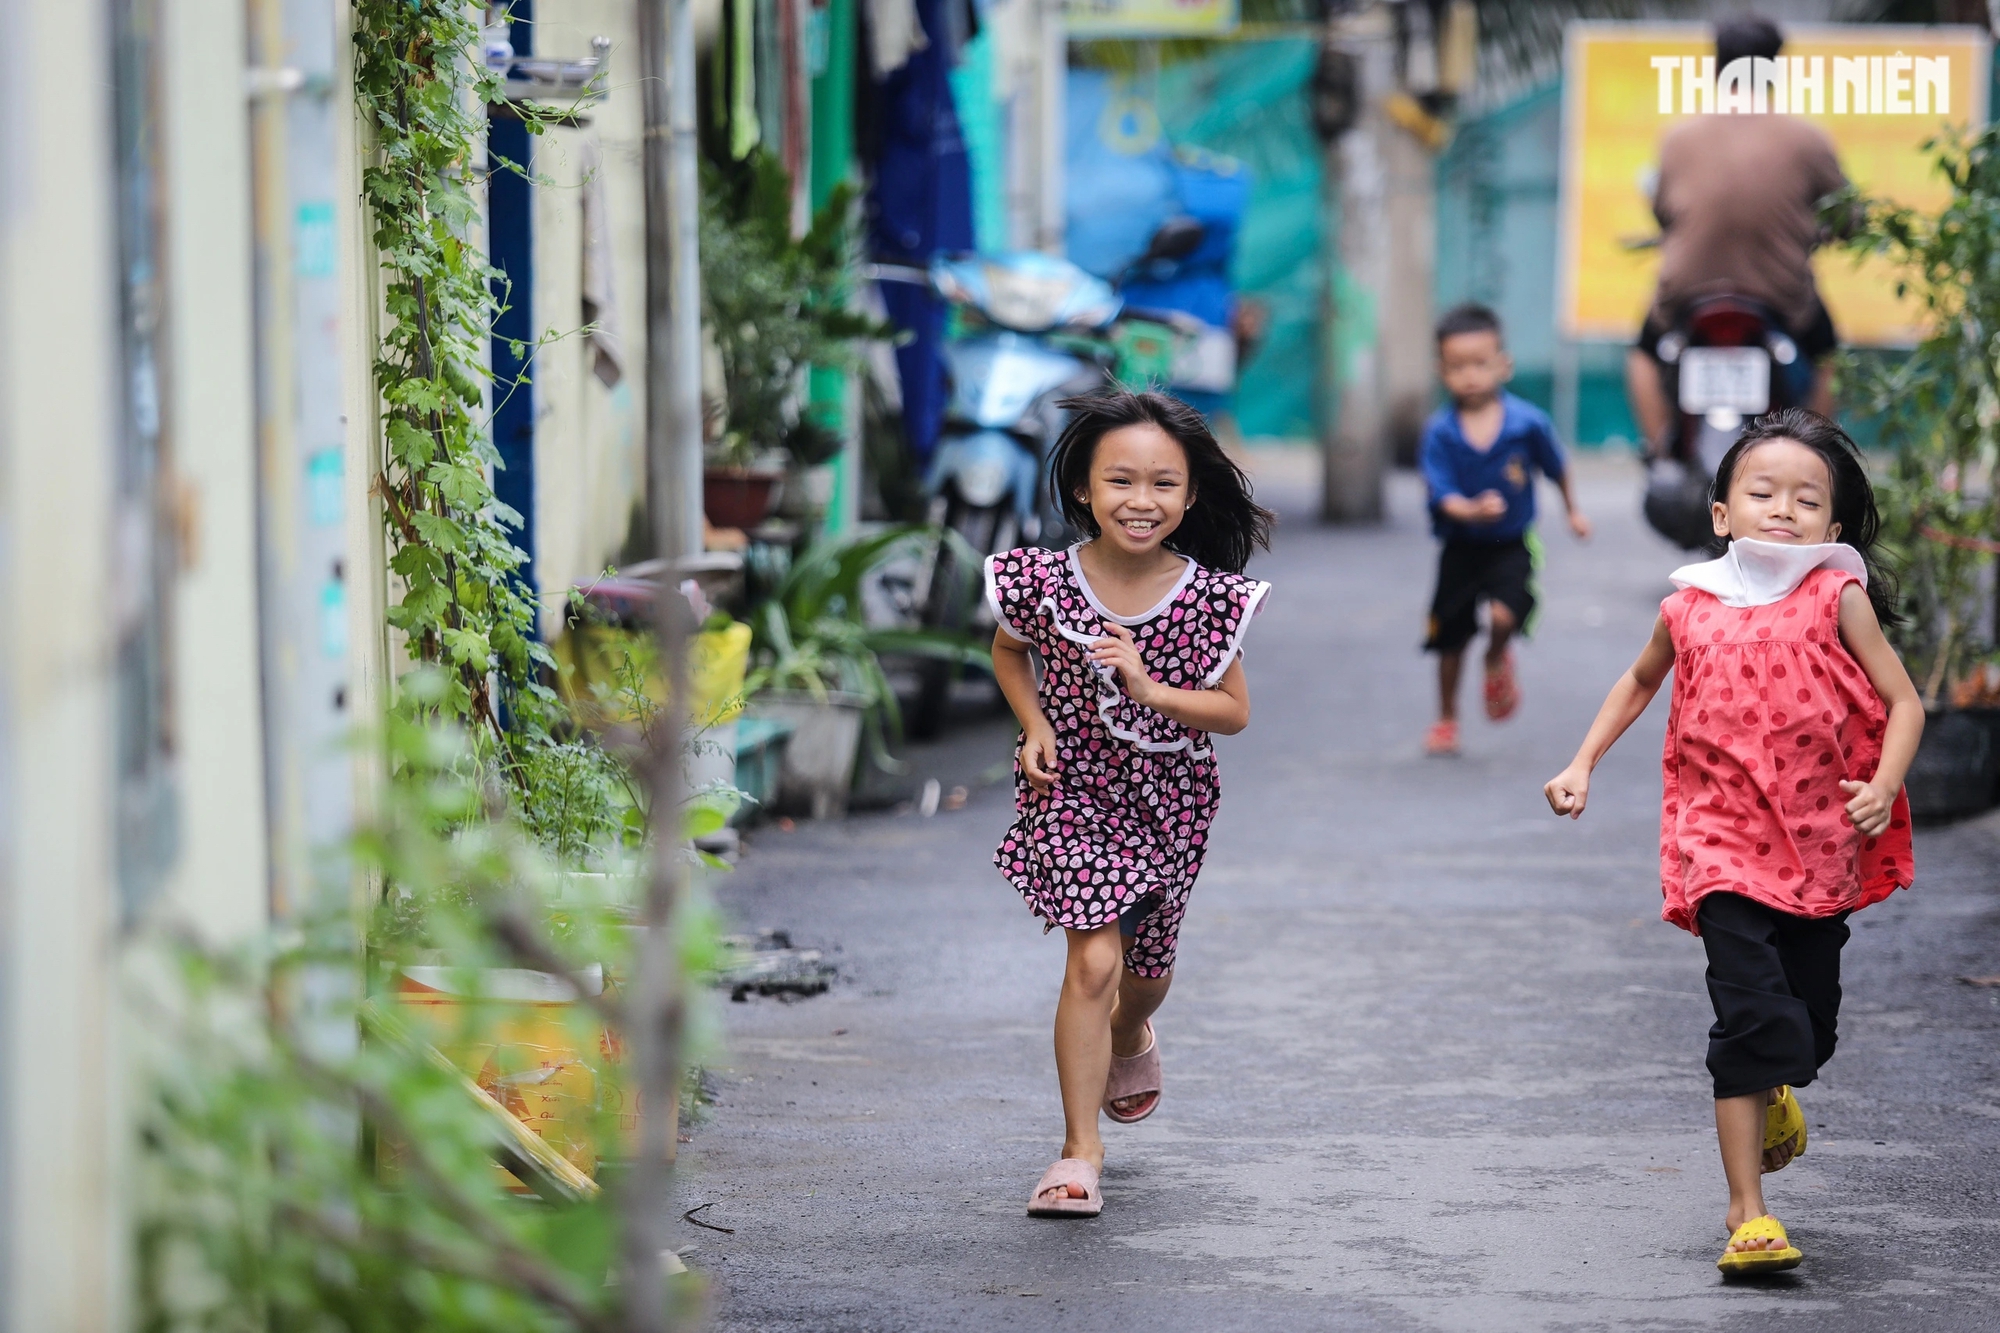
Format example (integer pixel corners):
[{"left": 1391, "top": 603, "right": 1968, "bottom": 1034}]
[{"left": 745, "top": 526, "right": 992, "bottom": 760}]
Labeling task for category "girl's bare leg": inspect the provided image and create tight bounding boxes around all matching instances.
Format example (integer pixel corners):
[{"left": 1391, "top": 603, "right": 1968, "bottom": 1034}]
[
  {"left": 1110, "top": 967, "right": 1171, "bottom": 1057},
  {"left": 1716, "top": 1088, "right": 1796, "bottom": 1250},
  {"left": 1109, "top": 966, "right": 1172, "bottom": 1115},
  {"left": 1050, "top": 923, "right": 1127, "bottom": 1182}
]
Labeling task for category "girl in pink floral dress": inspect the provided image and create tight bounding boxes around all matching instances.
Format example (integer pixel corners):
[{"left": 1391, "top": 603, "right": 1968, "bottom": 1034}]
[
  {"left": 985, "top": 390, "right": 1273, "bottom": 1219},
  {"left": 1545, "top": 409, "right": 1923, "bottom": 1276}
]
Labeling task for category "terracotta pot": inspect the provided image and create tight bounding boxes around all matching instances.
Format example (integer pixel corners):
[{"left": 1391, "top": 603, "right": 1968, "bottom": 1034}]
[{"left": 703, "top": 467, "right": 783, "bottom": 531}]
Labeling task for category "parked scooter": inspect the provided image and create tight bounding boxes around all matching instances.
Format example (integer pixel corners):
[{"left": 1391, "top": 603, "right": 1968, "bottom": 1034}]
[
  {"left": 902, "top": 220, "right": 1207, "bottom": 737},
  {"left": 899, "top": 253, "right": 1115, "bottom": 736},
  {"left": 1642, "top": 294, "right": 1813, "bottom": 549}
]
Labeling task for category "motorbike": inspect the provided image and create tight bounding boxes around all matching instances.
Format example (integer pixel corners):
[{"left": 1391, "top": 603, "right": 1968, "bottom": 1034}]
[
  {"left": 898, "top": 252, "right": 1116, "bottom": 736},
  {"left": 1642, "top": 294, "right": 1813, "bottom": 550},
  {"left": 896, "top": 220, "right": 1208, "bottom": 737}
]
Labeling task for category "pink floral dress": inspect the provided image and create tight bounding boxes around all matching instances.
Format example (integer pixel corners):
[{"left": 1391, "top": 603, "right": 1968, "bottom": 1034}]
[
  {"left": 984, "top": 545, "right": 1271, "bottom": 977},
  {"left": 1659, "top": 567, "right": 1913, "bottom": 933}
]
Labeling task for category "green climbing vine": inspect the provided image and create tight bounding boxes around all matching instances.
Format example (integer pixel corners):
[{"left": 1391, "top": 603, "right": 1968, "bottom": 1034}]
[
  {"left": 353, "top": 0, "right": 552, "bottom": 746},
  {"left": 132, "top": 13, "right": 700, "bottom": 1328}
]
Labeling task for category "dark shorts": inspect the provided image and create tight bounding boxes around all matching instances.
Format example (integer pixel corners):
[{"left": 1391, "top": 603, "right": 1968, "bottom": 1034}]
[
  {"left": 1636, "top": 299, "right": 1838, "bottom": 363},
  {"left": 1117, "top": 893, "right": 1160, "bottom": 939},
  {"left": 1424, "top": 538, "right": 1535, "bottom": 655},
  {"left": 1697, "top": 891, "right": 1851, "bottom": 1100}
]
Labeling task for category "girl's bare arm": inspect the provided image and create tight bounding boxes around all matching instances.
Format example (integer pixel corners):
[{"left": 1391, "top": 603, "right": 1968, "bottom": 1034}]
[
  {"left": 1088, "top": 623, "right": 1251, "bottom": 735},
  {"left": 1544, "top": 614, "right": 1677, "bottom": 818},
  {"left": 1836, "top": 582, "right": 1925, "bottom": 836},
  {"left": 992, "top": 625, "right": 1060, "bottom": 792}
]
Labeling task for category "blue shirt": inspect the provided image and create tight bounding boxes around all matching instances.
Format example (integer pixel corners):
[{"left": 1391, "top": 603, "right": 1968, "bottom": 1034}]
[{"left": 1419, "top": 393, "right": 1568, "bottom": 543}]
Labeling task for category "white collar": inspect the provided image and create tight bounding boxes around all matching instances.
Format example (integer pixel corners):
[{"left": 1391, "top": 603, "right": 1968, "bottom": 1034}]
[{"left": 1669, "top": 538, "right": 1867, "bottom": 609}]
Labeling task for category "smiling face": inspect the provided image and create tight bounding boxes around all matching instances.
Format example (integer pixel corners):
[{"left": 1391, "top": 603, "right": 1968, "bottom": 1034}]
[
  {"left": 1437, "top": 329, "right": 1512, "bottom": 408},
  {"left": 1713, "top": 439, "right": 1841, "bottom": 546},
  {"left": 1077, "top": 423, "right": 1192, "bottom": 556}
]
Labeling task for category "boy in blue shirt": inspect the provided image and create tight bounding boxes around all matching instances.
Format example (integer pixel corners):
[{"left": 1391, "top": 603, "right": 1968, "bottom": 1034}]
[{"left": 1420, "top": 304, "right": 1591, "bottom": 755}]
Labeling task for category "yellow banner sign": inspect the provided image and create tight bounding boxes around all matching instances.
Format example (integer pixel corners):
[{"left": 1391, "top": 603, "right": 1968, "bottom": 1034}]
[
  {"left": 1064, "top": 0, "right": 1238, "bottom": 38},
  {"left": 1557, "top": 23, "right": 1990, "bottom": 346}
]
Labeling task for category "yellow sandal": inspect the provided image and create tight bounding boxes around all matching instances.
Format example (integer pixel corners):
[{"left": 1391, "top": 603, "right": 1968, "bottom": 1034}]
[
  {"left": 1763, "top": 1085, "right": 1807, "bottom": 1173},
  {"left": 1717, "top": 1214, "right": 1803, "bottom": 1275}
]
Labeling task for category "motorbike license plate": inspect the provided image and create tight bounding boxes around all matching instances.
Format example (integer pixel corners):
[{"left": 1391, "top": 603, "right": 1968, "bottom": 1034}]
[
  {"left": 1678, "top": 346, "right": 1770, "bottom": 414},
  {"left": 1170, "top": 324, "right": 1238, "bottom": 394}
]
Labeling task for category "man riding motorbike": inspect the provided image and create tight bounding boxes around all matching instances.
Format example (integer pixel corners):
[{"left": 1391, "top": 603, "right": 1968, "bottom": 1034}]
[{"left": 1625, "top": 16, "right": 1850, "bottom": 451}]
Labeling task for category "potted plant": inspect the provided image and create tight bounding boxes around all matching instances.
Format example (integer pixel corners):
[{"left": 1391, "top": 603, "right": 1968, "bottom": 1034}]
[
  {"left": 741, "top": 526, "right": 988, "bottom": 818},
  {"left": 700, "top": 149, "right": 884, "bottom": 533},
  {"left": 1831, "top": 126, "right": 2000, "bottom": 818}
]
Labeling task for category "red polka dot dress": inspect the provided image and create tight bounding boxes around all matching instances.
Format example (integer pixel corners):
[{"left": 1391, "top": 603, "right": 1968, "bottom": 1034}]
[
  {"left": 984, "top": 545, "right": 1271, "bottom": 977},
  {"left": 1658, "top": 567, "right": 1912, "bottom": 933}
]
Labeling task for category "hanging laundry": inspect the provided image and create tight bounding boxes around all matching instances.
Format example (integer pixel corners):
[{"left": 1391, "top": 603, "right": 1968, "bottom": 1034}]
[
  {"left": 866, "top": 0, "right": 927, "bottom": 79},
  {"left": 755, "top": 0, "right": 784, "bottom": 154},
  {"left": 780, "top": 0, "right": 811, "bottom": 237},
  {"left": 863, "top": 0, "right": 973, "bottom": 465},
  {"left": 947, "top": 28, "right": 1004, "bottom": 253},
  {"left": 731, "top": 0, "right": 760, "bottom": 159}
]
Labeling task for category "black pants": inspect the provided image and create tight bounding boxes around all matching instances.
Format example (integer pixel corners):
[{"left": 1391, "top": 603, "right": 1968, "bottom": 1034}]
[
  {"left": 1697, "top": 892, "right": 1850, "bottom": 1100},
  {"left": 1424, "top": 538, "right": 1534, "bottom": 655}
]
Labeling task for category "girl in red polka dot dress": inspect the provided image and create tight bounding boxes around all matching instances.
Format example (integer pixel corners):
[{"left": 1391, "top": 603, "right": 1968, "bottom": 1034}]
[
  {"left": 985, "top": 391, "right": 1273, "bottom": 1220},
  {"left": 1544, "top": 409, "right": 1923, "bottom": 1277}
]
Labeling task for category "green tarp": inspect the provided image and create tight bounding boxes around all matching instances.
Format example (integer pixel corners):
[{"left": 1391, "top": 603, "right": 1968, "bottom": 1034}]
[{"left": 1154, "top": 40, "right": 1324, "bottom": 440}]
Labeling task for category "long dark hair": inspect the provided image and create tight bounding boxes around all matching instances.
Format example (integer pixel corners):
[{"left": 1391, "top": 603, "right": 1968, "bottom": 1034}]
[
  {"left": 1047, "top": 389, "right": 1275, "bottom": 574},
  {"left": 1711, "top": 407, "right": 1900, "bottom": 625}
]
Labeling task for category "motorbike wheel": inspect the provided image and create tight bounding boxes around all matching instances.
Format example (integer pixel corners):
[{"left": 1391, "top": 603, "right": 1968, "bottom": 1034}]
[
  {"left": 910, "top": 500, "right": 1015, "bottom": 740},
  {"left": 1642, "top": 459, "right": 1719, "bottom": 551}
]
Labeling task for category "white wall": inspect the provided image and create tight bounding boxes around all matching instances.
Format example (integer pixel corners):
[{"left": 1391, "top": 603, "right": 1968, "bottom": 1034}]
[
  {"left": 529, "top": 1, "right": 653, "bottom": 624},
  {"left": 2, "top": 0, "right": 276, "bottom": 1324},
  {"left": 160, "top": 0, "right": 269, "bottom": 939},
  {"left": 0, "top": 0, "right": 122, "bottom": 1325}
]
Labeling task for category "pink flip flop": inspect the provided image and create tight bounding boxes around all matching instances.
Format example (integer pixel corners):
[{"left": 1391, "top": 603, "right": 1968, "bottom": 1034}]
[
  {"left": 1103, "top": 1021, "right": 1161, "bottom": 1124},
  {"left": 1027, "top": 1157, "right": 1103, "bottom": 1218}
]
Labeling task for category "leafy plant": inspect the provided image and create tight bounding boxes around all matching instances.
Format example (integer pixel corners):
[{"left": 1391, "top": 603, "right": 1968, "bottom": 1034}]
[
  {"left": 551, "top": 592, "right": 753, "bottom": 839},
  {"left": 354, "top": 0, "right": 647, "bottom": 870},
  {"left": 700, "top": 149, "right": 887, "bottom": 471},
  {"left": 139, "top": 8, "right": 716, "bottom": 1329},
  {"left": 512, "top": 739, "right": 638, "bottom": 868},
  {"left": 1829, "top": 126, "right": 2000, "bottom": 704},
  {"left": 743, "top": 527, "right": 989, "bottom": 760},
  {"left": 137, "top": 700, "right": 729, "bottom": 1332},
  {"left": 354, "top": 0, "right": 556, "bottom": 743}
]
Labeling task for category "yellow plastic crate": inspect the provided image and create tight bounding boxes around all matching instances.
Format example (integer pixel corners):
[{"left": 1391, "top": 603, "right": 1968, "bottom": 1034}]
[{"left": 555, "top": 620, "right": 752, "bottom": 732}]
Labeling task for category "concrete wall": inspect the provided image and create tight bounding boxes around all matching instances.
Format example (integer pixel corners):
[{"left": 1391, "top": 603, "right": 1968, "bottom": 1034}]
[
  {"left": 0, "top": 4, "right": 647, "bottom": 1317},
  {"left": 338, "top": 0, "right": 391, "bottom": 831},
  {"left": 1, "top": 0, "right": 275, "bottom": 1324},
  {"left": 1, "top": 1, "right": 124, "bottom": 1325},
  {"left": 161, "top": 0, "right": 269, "bottom": 939},
  {"left": 525, "top": 0, "right": 651, "bottom": 626}
]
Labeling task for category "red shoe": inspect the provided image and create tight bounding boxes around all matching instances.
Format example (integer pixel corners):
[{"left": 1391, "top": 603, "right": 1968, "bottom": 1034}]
[
  {"left": 1423, "top": 719, "right": 1460, "bottom": 756},
  {"left": 1484, "top": 652, "right": 1521, "bottom": 721}
]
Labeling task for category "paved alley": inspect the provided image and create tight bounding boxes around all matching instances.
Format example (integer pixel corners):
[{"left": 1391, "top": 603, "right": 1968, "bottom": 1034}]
[{"left": 673, "top": 453, "right": 2000, "bottom": 1333}]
